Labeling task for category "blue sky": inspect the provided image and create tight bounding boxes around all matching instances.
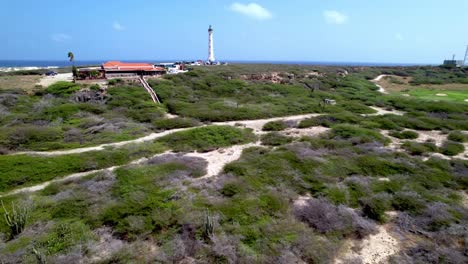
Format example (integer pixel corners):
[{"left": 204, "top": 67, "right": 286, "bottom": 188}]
[{"left": 1, "top": 0, "right": 468, "bottom": 63}]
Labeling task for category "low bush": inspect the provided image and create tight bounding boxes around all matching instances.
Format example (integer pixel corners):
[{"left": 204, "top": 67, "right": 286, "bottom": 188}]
[
  {"left": 261, "top": 132, "right": 293, "bottom": 146},
  {"left": 360, "top": 194, "right": 391, "bottom": 223},
  {"left": 439, "top": 141, "right": 465, "bottom": 156},
  {"left": 45, "top": 82, "right": 80, "bottom": 96},
  {"left": 401, "top": 141, "right": 438, "bottom": 155},
  {"left": 0, "top": 142, "right": 166, "bottom": 192},
  {"left": 37, "top": 220, "right": 93, "bottom": 255},
  {"left": 158, "top": 125, "right": 256, "bottom": 152},
  {"left": 389, "top": 130, "right": 419, "bottom": 139},
  {"left": 262, "top": 121, "right": 288, "bottom": 131},
  {"left": 294, "top": 198, "right": 376, "bottom": 238},
  {"left": 152, "top": 117, "right": 200, "bottom": 130},
  {"left": 392, "top": 191, "right": 426, "bottom": 214},
  {"left": 329, "top": 124, "right": 390, "bottom": 145},
  {"left": 447, "top": 131, "right": 467, "bottom": 143}
]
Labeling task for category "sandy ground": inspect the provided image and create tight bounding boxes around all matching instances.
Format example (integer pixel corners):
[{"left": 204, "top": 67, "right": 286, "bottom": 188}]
[
  {"left": 280, "top": 126, "right": 330, "bottom": 138},
  {"left": 294, "top": 195, "right": 400, "bottom": 264},
  {"left": 37, "top": 73, "right": 73, "bottom": 87},
  {"left": 364, "top": 106, "right": 405, "bottom": 116},
  {"left": 215, "top": 113, "right": 322, "bottom": 134},
  {"left": 372, "top": 75, "right": 389, "bottom": 94},
  {"left": 382, "top": 129, "right": 468, "bottom": 161},
  {"left": 336, "top": 225, "right": 399, "bottom": 264},
  {"left": 187, "top": 142, "right": 261, "bottom": 179},
  {"left": 335, "top": 211, "right": 400, "bottom": 264}
]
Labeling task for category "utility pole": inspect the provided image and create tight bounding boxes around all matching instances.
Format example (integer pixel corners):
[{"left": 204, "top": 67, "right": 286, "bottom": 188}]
[{"left": 463, "top": 45, "right": 468, "bottom": 67}]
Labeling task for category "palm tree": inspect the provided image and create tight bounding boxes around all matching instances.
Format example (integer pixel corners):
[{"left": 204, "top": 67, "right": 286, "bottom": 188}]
[
  {"left": 67, "top": 51, "right": 74, "bottom": 63},
  {"left": 68, "top": 51, "right": 76, "bottom": 81}
]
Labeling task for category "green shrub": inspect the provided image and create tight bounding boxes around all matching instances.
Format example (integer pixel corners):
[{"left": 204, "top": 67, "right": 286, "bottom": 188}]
[
  {"left": 262, "top": 121, "right": 288, "bottom": 131},
  {"left": 99, "top": 164, "right": 181, "bottom": 239},
  {"left": 221, "top": 181, "right": 244, "bottom": 197},
  {"left": 392, "top": 191, "right": 425, "bottom": 214},
  {"left": 439, "top": 141, "right": 465, "bottom": 156},
  {"left": 447, "top": 131, "right": 467, "bottom": 143},
  {"left": 261, "top": 132, "right": 293, "bottom": 146},
  {"left": 158, "top": 125, "right": 256, "bottom": 152},
  {"left": 6, "top": 126, "right": 63, "bottom": 148},
  {"left": 361, "top": 194, "right": 391, "bottom": 222},
  {"left": 152, "top": 117, "right": 200, "bottom": 130},
  {"left": 389, "top": 130, "right": 419, "bottom": 139},
  {"left": 37, "top": 221, "right": 93, "bottom": 255},
  {"left": 89, "top": 84, "right": 100, "bottom": 91},
  {"left": 0, "top": 142, "right": 166, "bottom": 192},
  {"left": 45, "top": 81, "right": 80, "bottom": 96},
  {"left": 401, "top": 141, "right": 438, "bottom": 155},
  {"left": 329, "top": 124, "right": 390, "bottom": 145},
  {"left": 298, "top": 117, "right": 320, "bottom": 128}
]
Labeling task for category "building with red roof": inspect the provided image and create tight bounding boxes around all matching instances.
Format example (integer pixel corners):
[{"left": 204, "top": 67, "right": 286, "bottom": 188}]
[
  {"left": 102, "top": 61, "right": 166, "bottom": 78},
  {"left": 77, "top": 61, "right": 166, "bottom": 80}
]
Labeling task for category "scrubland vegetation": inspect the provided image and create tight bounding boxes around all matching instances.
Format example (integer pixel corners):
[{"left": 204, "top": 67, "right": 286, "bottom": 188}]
[{"left": 0, "top": 64, "right": 467, "bottom": 263}]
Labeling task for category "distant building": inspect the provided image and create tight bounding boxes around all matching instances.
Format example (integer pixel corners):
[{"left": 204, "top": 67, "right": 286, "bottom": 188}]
[
  {"left": 102, "top": 61, "right": 165, "bottom": 78},
  {"left": 443, "top": 55, "right": 464, "bottom": 67},
  {"left": 443, "top": 59, "right": 464, "bottom": 67},
  {"left": 77, "top": 61, "right": 166, "bottom": 80}
]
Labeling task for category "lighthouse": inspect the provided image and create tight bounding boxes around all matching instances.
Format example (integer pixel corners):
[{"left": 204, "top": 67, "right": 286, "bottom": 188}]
[{"left": 208, "top": 25, "right": 215, "bottom": 63}]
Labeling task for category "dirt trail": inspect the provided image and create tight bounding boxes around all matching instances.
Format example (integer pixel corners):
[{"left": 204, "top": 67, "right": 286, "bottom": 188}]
[
  {"left": 187, "top": 142, "right": 261, "bottom": 179},
  {"left": 2, "top": 113, "right": 333, "bottom": 197},
  {"left": 13, "top": 128, "right": 189, "bottom": 156},
  {"left": 363, "top": 106, "right": 405, "bottom": 116},
  {"left": 12, "top": 113, "right": 322, "bottom": 157},
  {"left": 372, "top": 75, "right": 389, "bottom": 94},
  {"left": 0, "top": 151, "right": 172, "bottom": 197}
]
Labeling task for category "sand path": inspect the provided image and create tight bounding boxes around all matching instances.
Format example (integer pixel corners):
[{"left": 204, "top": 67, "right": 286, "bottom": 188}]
[
  {"left": 12, "top": 113, "right": 322, "bottom": 157},
  {"left": 2, "top": 114, "right": 332, "bottom": 197},
  {"left": 1, "top": 151, "right": 173, "bottom": 197},
  {"left": 372, "top": 75, "right": 389, "bottom": 94},
  {"left": 187, "top": 142, "right": 261, "bottom": 179},
  {"left": 363, "top": 106, "right": 405, "bottom": 116}
]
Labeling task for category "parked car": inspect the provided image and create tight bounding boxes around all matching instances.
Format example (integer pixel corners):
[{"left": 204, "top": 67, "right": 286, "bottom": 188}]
[{"left": 45, "top": 71, "right": 58, "bottom": 76}]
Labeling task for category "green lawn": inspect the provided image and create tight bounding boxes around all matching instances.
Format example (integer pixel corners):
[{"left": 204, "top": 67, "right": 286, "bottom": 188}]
[{"left": 400, "top": 88, "right": 468, "bottom": 102}]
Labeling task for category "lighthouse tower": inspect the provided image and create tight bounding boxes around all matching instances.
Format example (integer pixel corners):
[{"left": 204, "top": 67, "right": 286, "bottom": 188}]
[{"left": 208, "top": 25, "right": 215, "bottom": 63}]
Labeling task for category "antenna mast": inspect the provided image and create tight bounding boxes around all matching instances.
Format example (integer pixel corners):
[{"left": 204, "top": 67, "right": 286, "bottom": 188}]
[{"left": 464, "top": 45, "right": 468, "bottom": 67}]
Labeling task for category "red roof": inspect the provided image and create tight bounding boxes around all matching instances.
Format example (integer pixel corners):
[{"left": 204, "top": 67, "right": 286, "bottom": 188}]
[{"left": 102, "top": 61, "right": 156, "bottom": 70}]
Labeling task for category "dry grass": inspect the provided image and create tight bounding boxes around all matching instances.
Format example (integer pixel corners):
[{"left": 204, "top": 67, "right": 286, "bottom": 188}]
[
  {"left": 0, "top": 75, "right": 42, "bottom": 92},
  {"left": 376, "top": 75, "right": 468, "bottom": 92}
]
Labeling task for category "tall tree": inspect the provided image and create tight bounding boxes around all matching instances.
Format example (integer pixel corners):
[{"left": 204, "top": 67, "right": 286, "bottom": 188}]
[{"left": 67, "top": 51, "right": 74, "bottom": 63}]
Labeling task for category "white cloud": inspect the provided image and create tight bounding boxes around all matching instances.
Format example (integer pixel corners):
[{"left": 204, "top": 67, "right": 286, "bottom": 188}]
[
  {"left": 113, "top": 22, "right": 125, "bottom": 31},
  {"left": 230, "top": 2, "right": 272, "bottom": 20},
  {"left": 51, "top": 33, "right": 71, "bottom": 42},
  {"left": 395, "top": 33, "right": 404, "bottom": 41},
  {"left": 323, "top": 10, "right": 348, "bottom": 25}
]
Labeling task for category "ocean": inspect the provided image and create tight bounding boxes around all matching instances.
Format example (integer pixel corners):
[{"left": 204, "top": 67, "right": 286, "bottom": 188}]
[{"left": 0, "top": 60, "right": 429, "bottom": 72}]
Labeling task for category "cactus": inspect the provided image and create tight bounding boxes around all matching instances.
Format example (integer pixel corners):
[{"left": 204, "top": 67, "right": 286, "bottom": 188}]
[
  {"left": 1, "top": 200, "right": 31, "bottom": 239},
  {"left": 32, "top": 247, "right": 47, "bottom": 264},
  {"left": 203, "top": 209, "right": 214, "bottom": 241}
]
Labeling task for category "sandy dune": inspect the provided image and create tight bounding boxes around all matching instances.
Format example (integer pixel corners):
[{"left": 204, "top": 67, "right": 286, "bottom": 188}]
[{"left": 37, "top": 73, "right": 73, "bottom": 87}]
